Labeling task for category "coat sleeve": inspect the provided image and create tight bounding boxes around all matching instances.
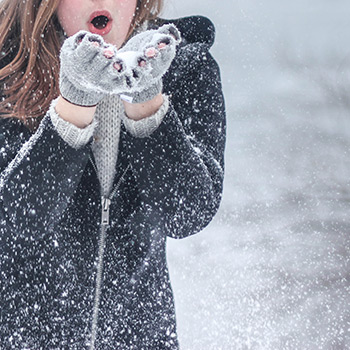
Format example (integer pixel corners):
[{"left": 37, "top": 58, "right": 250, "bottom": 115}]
[
  {"left": 0, "top": 114, "right": 92, "bottom": 236},
  {"left": 121, "top": 43, "right": 226, "bottom": 239}
]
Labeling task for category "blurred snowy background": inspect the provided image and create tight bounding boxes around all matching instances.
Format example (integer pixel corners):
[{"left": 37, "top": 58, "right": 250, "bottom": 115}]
[{"left": 164, "top": 1, "right": 350, "bottom": 349}]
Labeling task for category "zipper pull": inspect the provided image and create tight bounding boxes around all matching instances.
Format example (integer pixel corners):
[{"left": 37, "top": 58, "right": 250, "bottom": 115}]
[{"left": 101, "top": 197, "right": 111, "bottom": 226}]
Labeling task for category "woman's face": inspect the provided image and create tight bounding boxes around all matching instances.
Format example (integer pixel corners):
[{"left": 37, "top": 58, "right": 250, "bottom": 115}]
[{"left": 56, "top": 0, "right": 137, "bottom": 48}]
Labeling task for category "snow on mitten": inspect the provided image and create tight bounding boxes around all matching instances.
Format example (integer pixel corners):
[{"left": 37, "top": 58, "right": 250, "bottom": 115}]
[
  {"left": 118, "top": 24, "right": 181, "bottom": 104},
  {"left": 59, "top": 31, "right": 130, "bottom": 106}
]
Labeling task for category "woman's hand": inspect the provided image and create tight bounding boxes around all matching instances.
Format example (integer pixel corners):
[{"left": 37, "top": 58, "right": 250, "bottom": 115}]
[
  {"left": 59, "top": 31, "right": 130, "bottom": 107},
  {"left": 58, "top": 30, "right": 129, "bottom": 127},
  {"left": 118, "top": 24, "right": 181, "bottom": 104}
]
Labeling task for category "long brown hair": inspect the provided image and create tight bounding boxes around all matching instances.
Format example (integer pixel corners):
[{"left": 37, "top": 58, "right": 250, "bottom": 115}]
[{"left": 0, "top": 0, "right": 163, "bottom": 128}]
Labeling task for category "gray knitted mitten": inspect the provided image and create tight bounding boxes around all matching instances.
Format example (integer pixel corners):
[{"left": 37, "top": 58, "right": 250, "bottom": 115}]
[
  {"left": 59, "top": 31, "right": 130, "bottom": 106},
  {"left": 118, "top": 24, "right": 181, "bottom": 104}
]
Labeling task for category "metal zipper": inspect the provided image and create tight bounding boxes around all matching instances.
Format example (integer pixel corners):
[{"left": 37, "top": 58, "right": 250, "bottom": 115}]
[
  {"left": 88, "top": 154, "right": 131, "bottom": 350},
  {"left": 89, "top": 155, "right": 131, "bottom": 224},
  {"left": 89, "top": 223, "right": 107, "bottom": 350},
  {"left": 101, "top": 197, "right": 111, "bottom": 226}
]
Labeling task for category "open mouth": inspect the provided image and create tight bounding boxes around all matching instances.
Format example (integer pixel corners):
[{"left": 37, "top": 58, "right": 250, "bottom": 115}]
[
  {"left": 88, "top": 11, "right": 112, "bottom": 35},
  {"left": 91, "top": 15, "right": 109, "bottom": 30}
]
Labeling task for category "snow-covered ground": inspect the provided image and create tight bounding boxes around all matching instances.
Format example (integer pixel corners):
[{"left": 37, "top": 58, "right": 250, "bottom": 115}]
[{"left": 164, "top": 1, "right": 350, "bottom": 349}]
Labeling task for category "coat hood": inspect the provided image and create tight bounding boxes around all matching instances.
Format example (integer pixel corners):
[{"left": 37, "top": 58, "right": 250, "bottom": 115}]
[{"left": 149, "top": 15, "right": 216, "bottom": 49}]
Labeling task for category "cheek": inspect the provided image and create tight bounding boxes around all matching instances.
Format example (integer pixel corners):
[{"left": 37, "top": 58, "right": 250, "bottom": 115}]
[
  {"left": 117, "top": 0, "right": 137, "bottom": 24},
  {"left": 56, "top": 0, "right": 85, "bottom": 36},
  {"left": 116, "top": 0, "right": 137, "bottom": 31},
  {"left": 111, "top": 0, "right": 137, "bottom": 46}
]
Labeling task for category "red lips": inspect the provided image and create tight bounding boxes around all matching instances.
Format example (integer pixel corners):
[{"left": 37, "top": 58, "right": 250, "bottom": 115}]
[{"left": 88, "top": 10, "right": 113, "bottom": 36}]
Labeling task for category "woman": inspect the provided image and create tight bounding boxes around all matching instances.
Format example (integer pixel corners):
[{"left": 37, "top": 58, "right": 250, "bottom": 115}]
[{"left": 0, "top": 0, "right": 226, "bottom": 348}]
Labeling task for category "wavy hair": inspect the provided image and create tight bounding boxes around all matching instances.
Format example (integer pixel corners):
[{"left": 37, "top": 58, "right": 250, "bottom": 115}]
[{"left": 0, "top": 0, "right": 163, "bottom": 128}]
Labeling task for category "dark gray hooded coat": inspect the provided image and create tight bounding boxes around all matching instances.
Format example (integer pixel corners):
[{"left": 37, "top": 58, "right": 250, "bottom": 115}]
[{"left": 0, "top": 16, "right": 226, "bottom": 349}]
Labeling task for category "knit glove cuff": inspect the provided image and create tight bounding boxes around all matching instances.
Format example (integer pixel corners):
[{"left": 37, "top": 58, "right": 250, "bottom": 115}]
[
  {"left": 49, "top": 98, "right": 97, "bottom": 149},
  {"left": 121, "top": 94, "right": 169, "bottom": 138},
  {"left": 59, "top": 75, "right": 105, "bottom": 107}
]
